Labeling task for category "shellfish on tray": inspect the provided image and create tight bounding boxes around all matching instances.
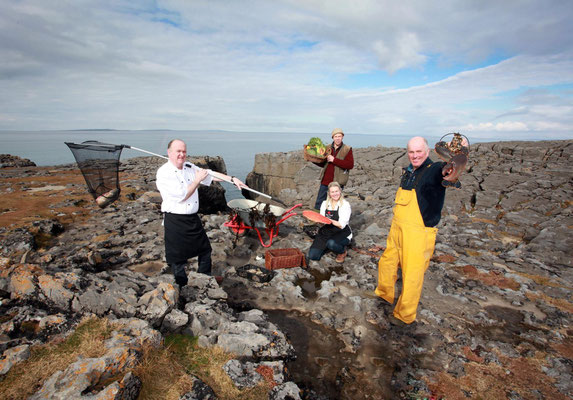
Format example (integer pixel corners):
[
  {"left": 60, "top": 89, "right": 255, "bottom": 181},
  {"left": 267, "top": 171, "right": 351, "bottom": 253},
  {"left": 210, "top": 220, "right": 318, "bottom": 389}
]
[{"left": 434, "top": 133, "right": 469, "bottom": 188}]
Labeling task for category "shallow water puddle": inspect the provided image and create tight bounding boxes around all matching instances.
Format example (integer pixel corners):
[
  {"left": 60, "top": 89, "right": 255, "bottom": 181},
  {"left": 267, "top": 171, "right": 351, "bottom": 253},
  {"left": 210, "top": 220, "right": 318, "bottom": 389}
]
[
  {"left": 266, "top": 309, "right": 394, "bottom": 399},
  {"left": 295, "top": 265, "right": 344, "bottom": 298},
  {"left": 225, "top": 266, "right": 401, "bottom": 398}
]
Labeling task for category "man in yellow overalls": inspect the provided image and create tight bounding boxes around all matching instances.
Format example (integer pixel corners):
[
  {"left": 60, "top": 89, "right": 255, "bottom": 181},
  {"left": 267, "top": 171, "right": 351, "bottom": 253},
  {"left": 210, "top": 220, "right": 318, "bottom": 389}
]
[{"left": 375, "top": 136, "right": 461, "bottom": 325}]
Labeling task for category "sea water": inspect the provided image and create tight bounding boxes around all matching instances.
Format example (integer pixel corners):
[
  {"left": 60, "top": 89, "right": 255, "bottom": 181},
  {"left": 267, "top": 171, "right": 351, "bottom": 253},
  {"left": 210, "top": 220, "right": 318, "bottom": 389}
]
[{"left": 0, "top": 130, "right": 442, "bottom": 201}]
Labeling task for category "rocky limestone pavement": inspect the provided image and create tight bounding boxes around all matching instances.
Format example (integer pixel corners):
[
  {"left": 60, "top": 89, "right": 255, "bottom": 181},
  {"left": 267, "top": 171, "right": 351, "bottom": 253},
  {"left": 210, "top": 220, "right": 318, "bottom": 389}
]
[
  {"left": 0, "top": 344, "right": 30, "bottom": 375},
  {"left": 0, "top": 155, "right": 301, "bottom": 399},
  {"left": 241, "top": 139, "right": 573, "bottom": 398},
  {"left": 0, "top": 140, "right": 571, "bottom": 399}
]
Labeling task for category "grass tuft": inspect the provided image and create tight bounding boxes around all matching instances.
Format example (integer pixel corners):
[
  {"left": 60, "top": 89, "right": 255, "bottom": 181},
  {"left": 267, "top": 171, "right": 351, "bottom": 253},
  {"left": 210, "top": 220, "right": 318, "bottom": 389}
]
[
  {"left": 134, "top": 334, "right": 272, "bottom": 400},
  {"left": 0, "top": 316, "right": 113, "bottom": 400},
  {"left": 0, "top": 317, "right": 273, "bottom": 400}
]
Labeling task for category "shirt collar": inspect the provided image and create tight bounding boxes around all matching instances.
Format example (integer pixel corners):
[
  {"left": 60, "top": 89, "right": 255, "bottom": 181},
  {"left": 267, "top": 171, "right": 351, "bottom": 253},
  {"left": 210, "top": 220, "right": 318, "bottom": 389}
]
[
  {"left": 168, "top": 160, "right": 185, "bottom": 172},
  {"left": 407, "top": 157, "right": 433, "bottom": 172},
  {"left": 402, "top": 157, "right": 433, "bottom": 174}
]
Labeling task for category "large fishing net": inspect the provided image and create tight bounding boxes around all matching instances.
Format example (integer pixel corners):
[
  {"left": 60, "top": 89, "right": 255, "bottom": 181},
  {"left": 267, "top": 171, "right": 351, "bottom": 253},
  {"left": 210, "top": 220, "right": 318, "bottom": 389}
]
[{"left": 65, "top": 141, "right": 124, "bottom": 208}]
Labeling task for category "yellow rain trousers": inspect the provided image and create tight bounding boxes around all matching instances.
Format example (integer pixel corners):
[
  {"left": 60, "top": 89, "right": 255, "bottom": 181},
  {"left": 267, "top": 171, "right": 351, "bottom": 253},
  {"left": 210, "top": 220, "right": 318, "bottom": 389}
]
[{"left": 375, "top": 187, "right": 437, "bottom": 324}]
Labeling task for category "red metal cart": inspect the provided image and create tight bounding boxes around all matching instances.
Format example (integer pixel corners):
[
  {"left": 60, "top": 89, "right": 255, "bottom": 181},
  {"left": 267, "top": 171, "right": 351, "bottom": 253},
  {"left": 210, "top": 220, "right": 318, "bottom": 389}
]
[{"left": 224, "top": 199, "right": 303, "bottom": 247}]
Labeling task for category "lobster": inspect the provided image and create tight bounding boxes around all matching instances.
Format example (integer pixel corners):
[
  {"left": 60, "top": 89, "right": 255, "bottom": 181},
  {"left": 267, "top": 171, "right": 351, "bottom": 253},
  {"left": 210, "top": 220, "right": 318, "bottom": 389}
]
[{"left": 434, "top": 133, "right": 470, "bottom": 188}]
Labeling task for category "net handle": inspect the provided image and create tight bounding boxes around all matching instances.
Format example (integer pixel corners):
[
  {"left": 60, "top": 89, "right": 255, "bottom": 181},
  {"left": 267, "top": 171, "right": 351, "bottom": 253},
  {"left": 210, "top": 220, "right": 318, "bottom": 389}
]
[
  {"left": 68, "top": 141, "right": 282, "bottom": 205},
  {"left": 125, "top": 145, "right": 167, "bottom": 160},
  {"left": 124, "top": 146, "right": 272, "bottom": 200}
]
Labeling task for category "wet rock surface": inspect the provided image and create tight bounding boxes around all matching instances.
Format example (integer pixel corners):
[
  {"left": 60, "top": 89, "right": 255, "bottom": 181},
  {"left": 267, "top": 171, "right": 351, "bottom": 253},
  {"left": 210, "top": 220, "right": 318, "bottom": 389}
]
[
  {"left": 0, "top": 154, "right": 36, "bottom": 168},
  {"left": 0, "top": 140, "right": 571, "bottom": 399}
]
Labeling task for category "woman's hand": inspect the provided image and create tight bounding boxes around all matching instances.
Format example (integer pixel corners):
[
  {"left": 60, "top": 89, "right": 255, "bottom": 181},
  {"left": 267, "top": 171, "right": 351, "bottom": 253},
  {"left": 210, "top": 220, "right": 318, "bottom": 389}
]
[{"left": 330, "top": 219, "right": 342, "bottom": 228}]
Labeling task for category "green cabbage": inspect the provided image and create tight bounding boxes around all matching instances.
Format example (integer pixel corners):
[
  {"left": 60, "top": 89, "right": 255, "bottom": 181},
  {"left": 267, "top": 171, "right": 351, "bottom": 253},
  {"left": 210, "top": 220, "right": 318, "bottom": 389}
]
[
  {"left": 308, "top": 137, "right": 324, "bottom": 147},
  {"left": 305, "top": 137, "right": 327, "bottom": 158}
]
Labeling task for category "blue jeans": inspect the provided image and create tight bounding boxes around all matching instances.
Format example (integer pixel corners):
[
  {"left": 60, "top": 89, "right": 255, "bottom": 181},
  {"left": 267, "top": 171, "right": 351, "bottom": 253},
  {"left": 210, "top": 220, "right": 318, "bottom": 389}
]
[
  {"left": 308, "top": 237, "right": 350, "bottom": 261},
  {"left": 169, "top": 250, "right": 212, "bottom": 286}
]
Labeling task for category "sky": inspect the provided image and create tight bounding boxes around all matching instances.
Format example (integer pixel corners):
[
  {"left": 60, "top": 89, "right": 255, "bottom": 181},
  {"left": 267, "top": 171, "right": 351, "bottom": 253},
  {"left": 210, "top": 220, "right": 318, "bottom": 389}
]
[{"left": 1, "top": 0, "right": 573, "bottom": 140}]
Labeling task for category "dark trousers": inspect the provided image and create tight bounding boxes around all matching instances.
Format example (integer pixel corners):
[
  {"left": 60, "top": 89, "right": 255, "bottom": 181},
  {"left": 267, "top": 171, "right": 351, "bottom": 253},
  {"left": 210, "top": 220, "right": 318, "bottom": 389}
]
[
  {"left": 169, "top": 249, "right": 212, "bottom": 286},
  {"left": 314, "top": 184, "right": 329, "bottom": 209},
  {"left": 308, "top": 237, "right": 350, "bottom": 261}
]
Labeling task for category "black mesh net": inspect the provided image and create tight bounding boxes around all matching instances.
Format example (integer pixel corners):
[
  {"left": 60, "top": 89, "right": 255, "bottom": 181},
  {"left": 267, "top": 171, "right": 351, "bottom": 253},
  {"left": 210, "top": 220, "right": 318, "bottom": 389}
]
[{"left": 65, "top": 141, "right": 124, "bottom": 208}]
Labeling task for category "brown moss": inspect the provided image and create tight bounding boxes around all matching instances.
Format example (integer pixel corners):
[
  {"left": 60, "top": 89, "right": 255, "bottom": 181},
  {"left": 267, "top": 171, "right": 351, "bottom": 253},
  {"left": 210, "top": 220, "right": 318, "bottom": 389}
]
[
  {"left": 462, "top": 346, "right": 485, "bottom": 363},
  {"left": 457, "top": 265, "right": 520, "bottom": 291},
  {"left": 0, "top": 168, "right": 92, "bottom": 229},
  {"left": 551, "top": 337, "right": 573, "bottom": 360},
  {"left": 484, "top": 271, "right": 520, "bottom": 290},
  {"left": 255, "top": 365, "right": 277, "bottom": 388},
  {"left": 428, "top": 353, "right": 570, "bottom": 400},
  {"left": 0, "top": 167, "right": 144, "bottom": 232},
  {"left": 432, "top": 254, "right": 457, "bottom": 263},
  {"left": 20, "top": 320, "right": 41, "bottom": 334},
  {"left": 464, "top": 249, "right": 481, "bottom": 257},
  {"left": 495, "top": 231, "right": 523, "bottom": 245},
  {"left": 515, "top": 272, "right": 566, "bottom": 289},
  {"left": 461, "top": 264, "right": 478, "bottom": 275},
  {"left": 526, "top": 292, "right": 573, "bottom": 314},
  {"left": 471, "top": 217, "right": 498, "bottom": 225},
  {"left": 92, "top": 233, "right": 117, "bottom": 243}
]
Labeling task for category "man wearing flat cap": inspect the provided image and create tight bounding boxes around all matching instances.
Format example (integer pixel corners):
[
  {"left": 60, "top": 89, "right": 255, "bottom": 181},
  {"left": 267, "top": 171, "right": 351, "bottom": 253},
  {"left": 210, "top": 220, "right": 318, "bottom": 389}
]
[{"left": 313, "top": 128, "right": 354, "bottom": 209}]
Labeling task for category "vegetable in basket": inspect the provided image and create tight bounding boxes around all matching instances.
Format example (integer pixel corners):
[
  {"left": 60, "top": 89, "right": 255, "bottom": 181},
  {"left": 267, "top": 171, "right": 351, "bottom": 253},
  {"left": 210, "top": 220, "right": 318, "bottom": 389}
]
[{"left": 305, "top": 137, "right": 328, "bottom": 157}]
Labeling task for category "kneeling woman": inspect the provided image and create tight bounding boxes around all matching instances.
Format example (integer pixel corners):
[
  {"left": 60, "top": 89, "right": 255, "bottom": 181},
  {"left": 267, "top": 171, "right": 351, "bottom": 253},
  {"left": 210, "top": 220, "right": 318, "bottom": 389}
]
[{"left": 308, "top": 181, "right": 352, "bottom": 263}]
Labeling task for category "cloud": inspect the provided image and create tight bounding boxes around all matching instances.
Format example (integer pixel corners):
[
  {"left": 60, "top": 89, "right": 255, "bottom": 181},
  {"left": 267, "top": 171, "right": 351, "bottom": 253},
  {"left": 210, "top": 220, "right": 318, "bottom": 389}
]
[
  {"left": 461, "top": 121, "right": 529, "bottom": 132},
  {"left": 0, "top": 0, "right": 571, "bottom": 140}
]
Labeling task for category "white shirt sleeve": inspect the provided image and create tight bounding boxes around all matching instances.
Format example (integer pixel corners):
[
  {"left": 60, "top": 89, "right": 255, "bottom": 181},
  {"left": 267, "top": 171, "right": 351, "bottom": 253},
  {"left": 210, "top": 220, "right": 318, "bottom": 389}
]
[
  {"left": 156, "top": 161, "right": 213, "bottom": 214},
  {"left": 191, "top": 163, "right": 213, "bottom": 187},
  {"left": 156, "top": 164, "right": 186, "bottom": 202},
  {"left": 337, "top": 200, "right": 351, "bottom": 229}
]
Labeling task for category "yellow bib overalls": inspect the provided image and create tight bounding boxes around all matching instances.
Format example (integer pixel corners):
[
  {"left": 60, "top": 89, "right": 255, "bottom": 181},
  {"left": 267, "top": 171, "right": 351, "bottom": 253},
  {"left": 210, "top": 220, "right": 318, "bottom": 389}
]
[{"left": 375, "top": 187, "right": 438, "bottom": 324}]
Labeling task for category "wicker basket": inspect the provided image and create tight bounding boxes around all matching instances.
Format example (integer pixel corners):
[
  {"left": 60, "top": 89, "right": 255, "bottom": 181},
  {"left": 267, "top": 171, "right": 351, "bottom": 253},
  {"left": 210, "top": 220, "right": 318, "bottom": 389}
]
[
  {"left": 265, "top": 248, "right": 307, "bottom": 270},
  {"left": 303, "top": 145, "right": 330, "bottom": 163}
]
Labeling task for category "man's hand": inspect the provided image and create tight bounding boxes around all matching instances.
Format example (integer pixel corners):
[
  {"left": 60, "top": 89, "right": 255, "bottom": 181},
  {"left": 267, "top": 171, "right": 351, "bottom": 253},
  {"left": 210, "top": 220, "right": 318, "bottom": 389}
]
[
  {"left": 442, "top": 166, "right": 460, "bottom": 182},
  {"left": 326, "top": 155, "right": 335, "bottom": 162},
  {"left": 231, "top": 177, "right": 246, "bottom": 190},
  {"left": 442, "top": 153, "right": 467, "bottom": 182},
  {"left": 194, "top": 168, "right": 209, "bottom": 184}
]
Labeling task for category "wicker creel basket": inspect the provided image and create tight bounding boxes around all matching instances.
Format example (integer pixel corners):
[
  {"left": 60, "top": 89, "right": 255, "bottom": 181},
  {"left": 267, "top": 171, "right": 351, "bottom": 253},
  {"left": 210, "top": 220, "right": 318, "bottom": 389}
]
[
  {"left": 265, "top": 248, "right": 307, "bottom": 270},
  {"left": 303, "top": 145, "right": 330, "bottom": 163}
]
